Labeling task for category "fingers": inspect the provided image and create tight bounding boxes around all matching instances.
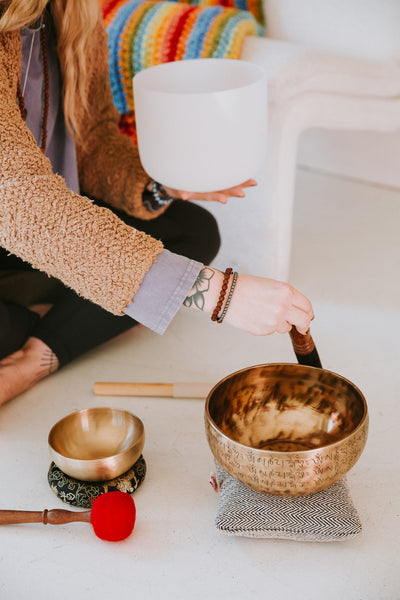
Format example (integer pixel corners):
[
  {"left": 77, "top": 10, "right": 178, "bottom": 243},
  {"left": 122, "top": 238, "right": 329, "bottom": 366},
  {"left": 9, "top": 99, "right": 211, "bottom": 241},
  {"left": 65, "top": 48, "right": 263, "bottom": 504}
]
[
  {"left": 290, "top": 288, "right": 314, "bottom": 320},
  {"left": 227, "top": 189, "right": 245, "bottom": 198},
  {"left": 223, "top": 179, "right": 258, "bottom": 198},
  {"left": 269, "top": 284, "right": 313, "bottom": 335},
  {"left": 242, "top": 179, "right": 258, "bottom": 187},
  {"left": 276, "top": 321, "right": 292, "bottom": 334},
  {"left": 170, "top": 179, "right": 258, "bottom": 203},
  {"left": 207, "top": 181, "right": 256, "bottom": 202},
  {"left": 209, "top": 192, "right": 229, "bottom": 203},
  {"left": 286, "top": 306, "right": 312, "bottom": 335},
  {"left": 266, "top": 282, "right": 313, "bottom": 335}
]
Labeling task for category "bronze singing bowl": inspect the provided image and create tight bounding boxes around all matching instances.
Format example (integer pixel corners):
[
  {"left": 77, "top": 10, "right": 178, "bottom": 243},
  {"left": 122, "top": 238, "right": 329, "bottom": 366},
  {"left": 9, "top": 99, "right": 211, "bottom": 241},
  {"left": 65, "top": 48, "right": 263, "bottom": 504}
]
[
  {"left": 48, "top": 407, "right": 145, "bottom": 481},
  {"left": 205, "top": 364, "right": 368, "bottom": 496}
]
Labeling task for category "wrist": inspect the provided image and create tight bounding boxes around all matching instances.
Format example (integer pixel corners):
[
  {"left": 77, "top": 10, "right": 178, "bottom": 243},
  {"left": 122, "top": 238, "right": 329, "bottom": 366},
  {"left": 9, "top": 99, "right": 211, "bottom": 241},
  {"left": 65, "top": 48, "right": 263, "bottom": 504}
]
[
  {"left": 202, "top": 268, "right": 225, "bottom": 314},
  {"left": 183, "top": 266, "right": 224, "bottom": 313},
  {"left": 151, "top": 180, "right": 174, "bottom": 206},
  {"left": 142, "top": 180, "right": 175, "bottom": 212}
]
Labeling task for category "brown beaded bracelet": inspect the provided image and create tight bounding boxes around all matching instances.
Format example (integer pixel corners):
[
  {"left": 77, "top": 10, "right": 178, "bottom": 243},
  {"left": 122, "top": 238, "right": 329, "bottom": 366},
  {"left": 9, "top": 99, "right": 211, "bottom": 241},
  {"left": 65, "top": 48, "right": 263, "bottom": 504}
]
[
  {"left": 211, "top": 268, "right": 232, "bottom": 322},
  {"left": 217, "top": 271, "right": 238, "bottom": 323}
]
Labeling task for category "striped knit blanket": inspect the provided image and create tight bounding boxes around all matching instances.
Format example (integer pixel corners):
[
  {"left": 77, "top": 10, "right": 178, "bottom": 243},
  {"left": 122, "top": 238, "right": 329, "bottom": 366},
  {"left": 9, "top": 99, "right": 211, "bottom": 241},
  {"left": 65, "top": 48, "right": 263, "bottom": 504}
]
[{"left": 100, "top": 0, "right": 265, "bottom": 142}]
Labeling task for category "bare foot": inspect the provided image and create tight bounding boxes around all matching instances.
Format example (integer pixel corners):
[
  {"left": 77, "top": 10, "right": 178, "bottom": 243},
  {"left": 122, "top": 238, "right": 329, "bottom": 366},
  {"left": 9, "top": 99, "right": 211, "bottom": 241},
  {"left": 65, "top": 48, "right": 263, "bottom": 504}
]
[
  {"left": 28, "top": 303, "right": 53, "bottom": 318},
  {"left": 0, "top": 337, "right": 59, "bottom": 407}
]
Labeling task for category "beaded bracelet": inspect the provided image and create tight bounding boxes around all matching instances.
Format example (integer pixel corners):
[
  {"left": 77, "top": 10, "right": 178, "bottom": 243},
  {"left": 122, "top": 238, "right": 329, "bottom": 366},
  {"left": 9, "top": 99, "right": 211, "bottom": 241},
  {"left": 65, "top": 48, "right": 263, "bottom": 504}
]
[
  {"left": 151, "top": 180, "right": 174, "bottom": 206},
  {"left": 211, "top": 268, "right": 232, "bottom": 322},
  {"left": 217, "top": 271, "right": 238, "bottom": 323}
]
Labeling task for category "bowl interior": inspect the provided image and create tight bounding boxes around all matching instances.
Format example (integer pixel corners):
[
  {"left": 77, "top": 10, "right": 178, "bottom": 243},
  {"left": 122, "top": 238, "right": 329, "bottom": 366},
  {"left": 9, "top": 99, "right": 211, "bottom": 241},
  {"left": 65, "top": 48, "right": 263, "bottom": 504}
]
[
  {"left": 48, "top": 408, "right": 143, "bottom": 461},
  {"left": 206, "top": 364, "right": 367, "bottom": 452}
]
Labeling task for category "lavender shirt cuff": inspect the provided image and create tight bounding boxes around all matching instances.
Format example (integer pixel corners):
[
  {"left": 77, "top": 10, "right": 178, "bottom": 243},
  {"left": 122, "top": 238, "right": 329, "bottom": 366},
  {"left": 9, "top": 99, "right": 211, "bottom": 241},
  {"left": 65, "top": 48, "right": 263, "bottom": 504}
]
[{"left": 123, "top": 249, "right": 202, "bottom": 334}]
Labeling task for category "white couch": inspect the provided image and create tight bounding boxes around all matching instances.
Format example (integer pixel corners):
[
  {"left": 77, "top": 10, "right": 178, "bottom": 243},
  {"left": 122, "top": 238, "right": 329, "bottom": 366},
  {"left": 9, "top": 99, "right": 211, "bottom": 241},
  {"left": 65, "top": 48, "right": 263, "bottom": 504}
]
[{"left": 206, "top": 0, "right": 400, "bottom": 280}]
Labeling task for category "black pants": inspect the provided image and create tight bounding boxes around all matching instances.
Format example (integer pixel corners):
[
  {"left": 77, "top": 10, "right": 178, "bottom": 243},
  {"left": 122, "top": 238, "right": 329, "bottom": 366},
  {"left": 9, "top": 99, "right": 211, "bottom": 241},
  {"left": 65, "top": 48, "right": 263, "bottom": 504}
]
[{"left": 0, "top": 198, "right": 220, "bottom": 366}]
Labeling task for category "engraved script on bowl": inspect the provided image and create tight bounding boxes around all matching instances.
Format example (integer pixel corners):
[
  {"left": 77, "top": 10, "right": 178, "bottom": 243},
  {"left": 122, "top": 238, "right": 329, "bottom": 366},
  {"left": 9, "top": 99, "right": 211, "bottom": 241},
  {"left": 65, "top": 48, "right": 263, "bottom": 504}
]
[{"left": 205, "top": 364, "right": 368, "bottom": 496}]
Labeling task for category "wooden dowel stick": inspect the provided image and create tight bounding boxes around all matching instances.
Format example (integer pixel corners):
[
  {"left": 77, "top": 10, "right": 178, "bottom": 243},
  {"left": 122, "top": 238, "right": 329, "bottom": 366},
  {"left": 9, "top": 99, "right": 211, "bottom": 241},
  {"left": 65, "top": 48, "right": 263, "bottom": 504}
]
[
  {"left": 93, "top": 382, "right": 212, "bottom": 398},
  {"left": 94, "top": 382, "right": 174, "bottom": 397}
]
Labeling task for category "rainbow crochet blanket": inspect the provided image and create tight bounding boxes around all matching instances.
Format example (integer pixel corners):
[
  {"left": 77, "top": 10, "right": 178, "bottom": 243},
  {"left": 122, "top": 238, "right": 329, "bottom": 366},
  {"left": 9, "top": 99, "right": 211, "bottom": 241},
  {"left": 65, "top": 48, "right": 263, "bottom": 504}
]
[{"left": 100, "top": 0, "right": 265, "bottom": 142}]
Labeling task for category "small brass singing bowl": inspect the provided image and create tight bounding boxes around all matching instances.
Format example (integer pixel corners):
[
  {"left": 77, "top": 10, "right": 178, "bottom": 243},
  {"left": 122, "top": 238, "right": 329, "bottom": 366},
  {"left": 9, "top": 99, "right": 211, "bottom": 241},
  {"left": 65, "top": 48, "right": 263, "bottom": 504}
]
[
  {"left": 48, "top": 407, "right": 145, "bottom": 481},
  {"left": 205, "top": 364, "right": 368, "bottom": 497}
]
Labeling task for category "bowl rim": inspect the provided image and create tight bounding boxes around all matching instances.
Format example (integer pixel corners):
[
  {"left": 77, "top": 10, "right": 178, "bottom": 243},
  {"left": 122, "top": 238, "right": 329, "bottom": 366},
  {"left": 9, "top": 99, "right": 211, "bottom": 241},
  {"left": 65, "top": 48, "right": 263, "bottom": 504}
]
[
  {"left": 133, "top": 58, "right": 267, "bottom": 96},
  {"left": 204, "top": 363, "right": 368, "bottom": 457},
  {"left": 48, "top": 406, "right": 145, "bottom": 464}
]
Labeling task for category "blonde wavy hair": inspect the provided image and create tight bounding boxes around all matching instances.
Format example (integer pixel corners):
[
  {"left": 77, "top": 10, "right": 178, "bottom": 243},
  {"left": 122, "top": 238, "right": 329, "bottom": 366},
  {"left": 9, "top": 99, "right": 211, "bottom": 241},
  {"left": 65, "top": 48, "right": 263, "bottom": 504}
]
[{"left": 0, "top": 0, "right": 100, "bottom": 140}]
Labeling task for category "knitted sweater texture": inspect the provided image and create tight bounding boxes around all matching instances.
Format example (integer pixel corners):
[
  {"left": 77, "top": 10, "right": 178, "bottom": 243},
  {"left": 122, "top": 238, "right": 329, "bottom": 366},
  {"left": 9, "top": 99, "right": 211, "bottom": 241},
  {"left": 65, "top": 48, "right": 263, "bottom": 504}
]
[{"left": 0, "top": 11, "right": 165, "bottom": 315}]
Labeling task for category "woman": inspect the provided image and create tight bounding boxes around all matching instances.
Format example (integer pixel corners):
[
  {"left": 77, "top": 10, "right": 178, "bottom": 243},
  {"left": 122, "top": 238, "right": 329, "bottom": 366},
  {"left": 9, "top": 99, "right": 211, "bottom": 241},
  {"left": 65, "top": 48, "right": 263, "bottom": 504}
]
[{"left": 0, "top": 0, "right": 313, "bottom": 406}]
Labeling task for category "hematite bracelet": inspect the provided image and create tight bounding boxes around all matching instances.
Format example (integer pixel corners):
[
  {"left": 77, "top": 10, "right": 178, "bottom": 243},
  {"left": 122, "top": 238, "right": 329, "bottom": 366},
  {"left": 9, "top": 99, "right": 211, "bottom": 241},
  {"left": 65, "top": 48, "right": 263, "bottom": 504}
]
[
  {"left": 211, "top": 268, "right": 232, "bottom": 322},
  {"left": 217, "top": 271, "right": 238, "bottom": 323}
]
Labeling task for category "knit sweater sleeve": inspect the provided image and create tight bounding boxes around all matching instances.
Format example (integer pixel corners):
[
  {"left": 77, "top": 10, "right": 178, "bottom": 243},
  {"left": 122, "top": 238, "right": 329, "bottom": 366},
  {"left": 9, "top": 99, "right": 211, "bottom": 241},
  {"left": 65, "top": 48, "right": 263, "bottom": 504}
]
[
  {"left": 0, "top": 32, "right": 163, "bottom": 316},
  {"left": 75, "top": 13, "right": 168, "bottom": 221}
]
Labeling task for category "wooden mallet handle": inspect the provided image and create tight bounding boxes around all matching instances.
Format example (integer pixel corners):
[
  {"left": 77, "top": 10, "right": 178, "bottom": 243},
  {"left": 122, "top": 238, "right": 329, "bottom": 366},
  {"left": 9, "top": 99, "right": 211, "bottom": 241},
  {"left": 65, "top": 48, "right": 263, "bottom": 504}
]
[
  {"left": 289, "top": 328, "right": 322, "bottom": 368},
  {"left": 0, "top": 509, "right": 92, "bottom": 525}
]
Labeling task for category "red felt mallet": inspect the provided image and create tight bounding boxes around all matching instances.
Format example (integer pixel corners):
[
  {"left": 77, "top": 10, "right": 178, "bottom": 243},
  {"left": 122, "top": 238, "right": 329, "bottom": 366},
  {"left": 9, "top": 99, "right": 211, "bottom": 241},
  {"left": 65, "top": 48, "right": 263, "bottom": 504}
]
[{"left": 0, "top": 491, "right": 136, "bottom": 542}]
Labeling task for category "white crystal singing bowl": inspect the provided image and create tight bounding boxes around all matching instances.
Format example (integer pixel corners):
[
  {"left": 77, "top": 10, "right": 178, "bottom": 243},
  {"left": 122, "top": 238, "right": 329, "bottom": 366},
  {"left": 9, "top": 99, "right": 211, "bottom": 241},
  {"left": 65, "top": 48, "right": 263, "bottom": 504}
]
[{"left": 133, "top": 58, "right": 268, "bottom": 192}]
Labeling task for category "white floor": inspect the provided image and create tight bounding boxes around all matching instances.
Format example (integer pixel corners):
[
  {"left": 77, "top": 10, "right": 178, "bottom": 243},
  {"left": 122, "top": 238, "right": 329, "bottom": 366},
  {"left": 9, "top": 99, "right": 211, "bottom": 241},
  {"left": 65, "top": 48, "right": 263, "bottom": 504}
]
[{"left": 0, "top": 168, "right": 399, "bottom": 600}]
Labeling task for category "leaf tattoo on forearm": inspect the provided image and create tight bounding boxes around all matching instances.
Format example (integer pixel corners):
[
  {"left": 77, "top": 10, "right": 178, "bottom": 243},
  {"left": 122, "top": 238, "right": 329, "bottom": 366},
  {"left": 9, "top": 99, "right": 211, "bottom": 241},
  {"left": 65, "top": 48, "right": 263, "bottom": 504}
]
[{"left": 184, "top": 267, "right": 214, "bottom": 310}]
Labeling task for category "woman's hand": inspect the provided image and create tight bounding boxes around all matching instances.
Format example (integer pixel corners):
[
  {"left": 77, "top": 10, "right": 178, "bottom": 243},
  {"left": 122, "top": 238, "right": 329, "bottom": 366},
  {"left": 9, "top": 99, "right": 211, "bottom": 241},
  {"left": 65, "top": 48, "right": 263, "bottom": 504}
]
[
  {"left": 163, "top": 179, "right": 257, "bottom": 204},
  {"left": 184, "top": 267, "right": 314, "bottom": 336},
  {"left": 222, "top": 273, "right": 314, "bottom": 335}
]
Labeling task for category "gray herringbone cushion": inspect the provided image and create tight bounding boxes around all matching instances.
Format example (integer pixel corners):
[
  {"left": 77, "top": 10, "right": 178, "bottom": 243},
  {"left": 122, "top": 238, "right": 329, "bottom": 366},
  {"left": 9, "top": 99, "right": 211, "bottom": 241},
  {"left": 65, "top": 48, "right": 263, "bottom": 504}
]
[{"left": 215, "top": 463, "right": 362, "bottom": 542}]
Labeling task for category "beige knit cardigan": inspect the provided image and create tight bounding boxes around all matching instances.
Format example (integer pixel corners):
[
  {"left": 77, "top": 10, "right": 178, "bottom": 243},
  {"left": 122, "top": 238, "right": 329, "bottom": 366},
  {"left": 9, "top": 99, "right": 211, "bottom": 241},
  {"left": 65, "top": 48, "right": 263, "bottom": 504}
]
[{"left": 0, "top": 14, "right": 166, "bottom": 315}]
